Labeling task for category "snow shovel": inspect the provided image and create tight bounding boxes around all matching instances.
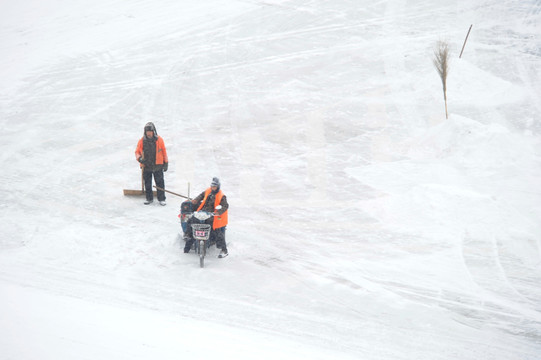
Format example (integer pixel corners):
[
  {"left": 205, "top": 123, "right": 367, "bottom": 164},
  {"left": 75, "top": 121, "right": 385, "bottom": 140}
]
[{"left": 123, "top": 167, "right": 157, "bottom": 197}]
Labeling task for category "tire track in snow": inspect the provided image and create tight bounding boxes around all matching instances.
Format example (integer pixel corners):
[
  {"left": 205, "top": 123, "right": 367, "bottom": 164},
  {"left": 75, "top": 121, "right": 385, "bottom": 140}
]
[{"left": 460, "top": 232, "right": 541, "bottom": 319}]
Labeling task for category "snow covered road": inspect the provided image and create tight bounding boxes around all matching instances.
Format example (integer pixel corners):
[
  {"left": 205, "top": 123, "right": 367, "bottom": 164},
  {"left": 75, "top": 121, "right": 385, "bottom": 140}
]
[{"left": 1, "top": 0, "right": 540, "bottom": 359}]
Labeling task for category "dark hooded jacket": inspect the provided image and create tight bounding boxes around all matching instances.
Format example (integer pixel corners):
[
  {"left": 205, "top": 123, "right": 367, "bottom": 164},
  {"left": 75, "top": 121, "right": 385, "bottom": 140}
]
[{"left": 135, "top": 122, "right": 168, "bottom": 171}]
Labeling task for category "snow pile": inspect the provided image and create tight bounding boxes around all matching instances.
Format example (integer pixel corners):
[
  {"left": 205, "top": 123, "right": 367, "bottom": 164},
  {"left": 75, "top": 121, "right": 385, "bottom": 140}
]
[{"left": 350, "top": 114, "right": 541, "bottom": 239}]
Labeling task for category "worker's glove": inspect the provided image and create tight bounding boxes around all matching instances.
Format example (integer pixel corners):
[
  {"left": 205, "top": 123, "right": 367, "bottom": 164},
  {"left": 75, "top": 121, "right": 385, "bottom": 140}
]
[
  {"left": 138, "top": 157, "right": 144, "bottom": 163},
  {"left": 163, "top": 162, "right": 168, "bottom": 172}
]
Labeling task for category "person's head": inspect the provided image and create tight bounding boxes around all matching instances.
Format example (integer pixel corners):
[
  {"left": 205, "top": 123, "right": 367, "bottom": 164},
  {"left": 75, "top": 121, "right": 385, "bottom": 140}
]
[
  {"left": 211, "top": 177, "right": 220, "bottom": 193},
  {"left": 144, "top": 122, "right": 157, "bottom": 138}
]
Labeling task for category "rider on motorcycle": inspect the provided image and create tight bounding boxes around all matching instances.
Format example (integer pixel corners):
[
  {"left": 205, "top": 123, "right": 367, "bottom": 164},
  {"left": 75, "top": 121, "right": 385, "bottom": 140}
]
[{"left": 183, "top": 177, "right": 229, "bottom": 257}]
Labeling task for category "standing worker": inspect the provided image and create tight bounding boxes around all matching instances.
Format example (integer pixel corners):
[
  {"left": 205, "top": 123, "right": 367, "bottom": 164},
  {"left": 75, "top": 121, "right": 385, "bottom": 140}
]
[{"left": 135, "top": 122, "right": 168, "bottom": 205}]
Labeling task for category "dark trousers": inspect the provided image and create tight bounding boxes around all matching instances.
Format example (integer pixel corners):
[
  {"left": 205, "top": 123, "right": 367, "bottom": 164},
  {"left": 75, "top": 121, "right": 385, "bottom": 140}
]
[
  {"left": 213, "top": 227, "right": 227, "bottom": 250},
  {"left": 143, "top": 169, "right": 165, "bottom": 201}
]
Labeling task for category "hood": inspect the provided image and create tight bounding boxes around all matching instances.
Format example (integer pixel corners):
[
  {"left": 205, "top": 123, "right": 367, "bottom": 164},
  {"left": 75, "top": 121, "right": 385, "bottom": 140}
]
[
  {"left": 211, "top": 177, "right": 221, "bottom": 193},
  {"left": 143, "top": 122, "right": 158, "bottom": 139}
]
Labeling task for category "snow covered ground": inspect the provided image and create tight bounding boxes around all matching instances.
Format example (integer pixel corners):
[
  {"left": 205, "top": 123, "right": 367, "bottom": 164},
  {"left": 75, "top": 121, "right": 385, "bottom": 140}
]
[{"left": 1, "top": 0, "right": 540, "bottom": 359}]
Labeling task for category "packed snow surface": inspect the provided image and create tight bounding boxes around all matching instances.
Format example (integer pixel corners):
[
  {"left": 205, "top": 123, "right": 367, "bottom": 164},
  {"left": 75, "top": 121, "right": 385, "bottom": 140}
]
[{"left": 1, "top": 0, "right": 540, "bottom": 359}]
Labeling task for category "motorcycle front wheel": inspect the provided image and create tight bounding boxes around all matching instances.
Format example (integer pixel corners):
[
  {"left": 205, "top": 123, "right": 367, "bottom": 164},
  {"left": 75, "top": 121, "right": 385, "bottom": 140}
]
[{"left": 199, "top": 240, "right": 205, "bottom": 268}]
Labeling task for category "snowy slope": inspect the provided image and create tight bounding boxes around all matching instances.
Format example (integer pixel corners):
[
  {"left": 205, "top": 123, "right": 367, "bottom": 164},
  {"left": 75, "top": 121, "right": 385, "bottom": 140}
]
[{"left": 1, "top": 0, "right": 540, "bottom": 359}]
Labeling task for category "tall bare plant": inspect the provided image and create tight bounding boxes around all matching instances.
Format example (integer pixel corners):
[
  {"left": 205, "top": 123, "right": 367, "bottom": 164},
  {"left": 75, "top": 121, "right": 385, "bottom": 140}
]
[{"left": 433, "top": 41, "right": 450, "bottom": 119}]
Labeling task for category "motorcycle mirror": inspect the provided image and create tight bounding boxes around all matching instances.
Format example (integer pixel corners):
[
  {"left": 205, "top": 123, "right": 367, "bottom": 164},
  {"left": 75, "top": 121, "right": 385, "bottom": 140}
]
[{"left": 215, "top": 205, "right": 222, "bottom": 210}]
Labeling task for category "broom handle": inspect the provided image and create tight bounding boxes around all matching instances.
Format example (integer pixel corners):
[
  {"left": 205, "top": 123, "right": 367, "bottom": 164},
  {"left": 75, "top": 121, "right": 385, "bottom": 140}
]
[{"left": 154, "top": 186, "right": 192, "bottom": 200}]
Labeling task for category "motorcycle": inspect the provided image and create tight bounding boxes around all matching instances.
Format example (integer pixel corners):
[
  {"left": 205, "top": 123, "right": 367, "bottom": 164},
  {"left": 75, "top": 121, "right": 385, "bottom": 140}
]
[{"left": 179, "top": 200, "right": 219, "bottom": 268}]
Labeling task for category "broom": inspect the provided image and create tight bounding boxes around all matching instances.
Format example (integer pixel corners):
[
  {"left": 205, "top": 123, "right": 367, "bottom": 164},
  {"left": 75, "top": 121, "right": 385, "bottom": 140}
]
[{"left": 123, "top": 167, "right": 157, "bottom": 197}]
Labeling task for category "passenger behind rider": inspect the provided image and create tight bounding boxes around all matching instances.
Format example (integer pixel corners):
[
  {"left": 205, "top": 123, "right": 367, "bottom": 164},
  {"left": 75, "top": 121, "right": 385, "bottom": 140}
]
[{"left": 183, "top": 177, "right": 229, "bottom": 257}]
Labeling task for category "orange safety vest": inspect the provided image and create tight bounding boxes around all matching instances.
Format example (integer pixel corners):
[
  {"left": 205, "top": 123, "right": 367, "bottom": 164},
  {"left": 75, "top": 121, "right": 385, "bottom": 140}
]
[
  {"left": 135, "top": 136, "right": 168, "bottom": 165},
  {"left": 197, "top": 188, "right": 228, "bottom": 230}
]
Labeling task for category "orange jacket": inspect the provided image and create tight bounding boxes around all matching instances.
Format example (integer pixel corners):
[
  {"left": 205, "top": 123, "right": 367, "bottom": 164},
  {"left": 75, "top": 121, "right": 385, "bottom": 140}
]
[
  {"left": 197, "top": 188, "right": 228, "bottom": 230},
  {"left": 135, "top": 136, "right": 168, "bottom": 166}
]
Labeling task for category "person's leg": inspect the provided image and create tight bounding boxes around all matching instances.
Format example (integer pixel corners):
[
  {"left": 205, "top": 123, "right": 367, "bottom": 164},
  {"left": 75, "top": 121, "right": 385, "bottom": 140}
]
[
  {"left": 215, "top": 227, "right": 227, "bottom": 253},
  {"left": 183, "top": 219, "right": 195, "bottom": 253},
  {"left": 154, "top": 170, "right": 166, "bottom": 202},
  {"left": 143, "top": 170, "right": 153, "bottom": 202}
]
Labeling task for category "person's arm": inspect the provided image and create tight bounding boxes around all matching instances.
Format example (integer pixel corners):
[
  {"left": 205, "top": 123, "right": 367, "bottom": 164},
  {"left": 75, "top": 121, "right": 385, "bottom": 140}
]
[
  {"left": 191, "top": 191, "right": 205, "bottom": 206},
  {"left": 135, "top": 139, "right": 144, "bottom": 162},
  {"left": 217, "top": 195, "right": 228, "bottom": 215},
  {"left": 159, "top": 137, "right": 168, "bottom": 163}
]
